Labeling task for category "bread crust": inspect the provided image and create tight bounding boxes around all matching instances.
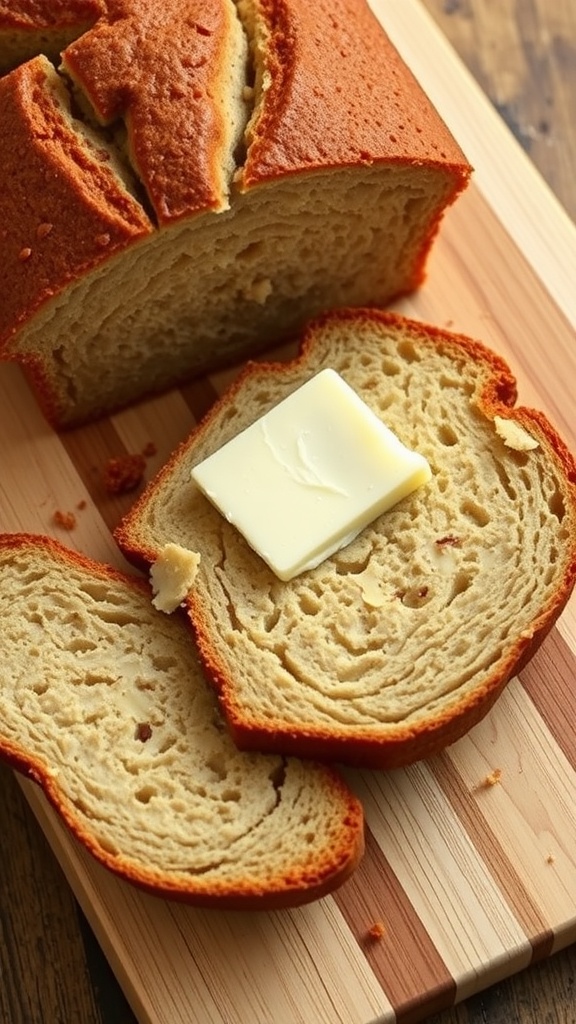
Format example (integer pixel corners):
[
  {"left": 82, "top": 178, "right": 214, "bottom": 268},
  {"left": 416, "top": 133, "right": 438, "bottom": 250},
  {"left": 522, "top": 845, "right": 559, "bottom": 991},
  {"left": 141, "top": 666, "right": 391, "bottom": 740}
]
[
  {"left": 239, "top": 0, "right": 470, "bottom": 188},
  {"left": 0, "top": 0, "right": 471, "bottom": 426},
  {"left": 0, "top": 55, "right": 152, "bottom": 348},
  {"left": 0, "top": 532, "right": 364, "bottom": 907},
  {"left": 62, "top": 0, "right": 246, "bottom": 222},
  {"left": 116, "top": 310, "right": 576, "bottom": 769}
]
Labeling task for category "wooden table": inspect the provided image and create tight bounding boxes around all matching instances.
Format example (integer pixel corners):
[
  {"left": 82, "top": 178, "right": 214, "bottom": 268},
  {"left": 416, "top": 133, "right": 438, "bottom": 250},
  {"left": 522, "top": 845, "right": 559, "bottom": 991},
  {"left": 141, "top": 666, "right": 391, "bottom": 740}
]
[{"left": 1, "top": 2, "right": 575, "bottom": 1022}]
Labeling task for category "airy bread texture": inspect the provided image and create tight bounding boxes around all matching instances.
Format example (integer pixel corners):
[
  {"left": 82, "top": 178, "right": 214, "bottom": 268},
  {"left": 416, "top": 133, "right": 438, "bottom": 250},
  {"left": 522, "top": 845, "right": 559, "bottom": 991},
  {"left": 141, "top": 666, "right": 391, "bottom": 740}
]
[
  {"left": 0, "top": 0, "right": 470, "bottom": 427},
  {"left": 0, "top": 534, "right": 364, "bottom": 906},
  {"left": 117, "top": 310, "right": 576, "bottom": 769}
]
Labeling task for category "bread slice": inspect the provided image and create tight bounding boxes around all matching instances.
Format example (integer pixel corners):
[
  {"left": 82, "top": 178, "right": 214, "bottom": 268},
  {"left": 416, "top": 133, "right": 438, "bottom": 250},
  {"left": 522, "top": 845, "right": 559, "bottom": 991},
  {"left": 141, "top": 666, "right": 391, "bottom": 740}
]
[
  {"left": 116, "top": 310, "right": 576, "bottom": 769},
  {"left": 0, "top": 0, "right": 470, "bottom": 426},
  {"left": 0, "top": 533, "right": 364, "bottom": 906}
]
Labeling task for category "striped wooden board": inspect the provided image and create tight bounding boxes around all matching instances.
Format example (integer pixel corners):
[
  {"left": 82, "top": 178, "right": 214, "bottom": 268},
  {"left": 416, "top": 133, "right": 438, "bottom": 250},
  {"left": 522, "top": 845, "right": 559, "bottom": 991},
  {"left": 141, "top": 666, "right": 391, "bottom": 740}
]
[{"left": 1, "top": 1, "right": 575, "bottom": 1021}]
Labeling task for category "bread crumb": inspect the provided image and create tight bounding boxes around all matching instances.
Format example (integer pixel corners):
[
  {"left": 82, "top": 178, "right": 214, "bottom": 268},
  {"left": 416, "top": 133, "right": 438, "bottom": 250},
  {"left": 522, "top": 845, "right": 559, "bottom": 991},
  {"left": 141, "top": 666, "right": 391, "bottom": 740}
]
[
  {"left": 242, "top": 277, "right": 272, "bottom": 304},
  {"left": 53, "top": 510, "right": 76, "bottom": 531},
  {"left": 36, "top": 222, "right": 53, "bottom": 239},
  {"left": 151, "top": 543, "right": 201, "bottom": 613},
  {"left": 76, "top": 499, "right": 87, "bottom": 511},
  {"left": 356, "top": 566, "right": 386, "bottom": 608},
  {"left": 546, "top": 853, "right": 555, "bottom": 864},
  {"left": 102, "top": 454, "right": 146, "bottom": 494},
  {"left": 142, "top": 441, "right": 157, "bottom": 458},
  {"left": 435, "top": 534, "right": 461, "bottom": 548},
  {"left": 396, "top": 585, "right": 429, "bottom": 606},
  {"left": 19, "top": 247, "right": 32, "bottom": 261},
  {"left": 366, "top": 921, "right": 386, "bottom": 941},
  {"left": 494, "top": 416, "right": 539, "bottom": 451},
  {"left": 481, "top": 768, "right": 502, "bottom": 788}
]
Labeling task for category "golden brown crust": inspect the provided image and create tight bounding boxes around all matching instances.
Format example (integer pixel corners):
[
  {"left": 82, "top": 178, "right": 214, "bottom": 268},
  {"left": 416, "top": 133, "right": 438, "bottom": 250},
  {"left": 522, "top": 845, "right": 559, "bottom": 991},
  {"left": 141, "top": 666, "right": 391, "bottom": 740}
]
[
  {"left": 2, "top": 0, "right": 471, "bottom": 217},
  {"left": 2, "top": 1, "right": 247, "bottom": 223},
  {"left": 0, "top": 55, "right": 152, "bottom": 349},
  {"left": 240, "top": 0, "right": 471, "bottom": 188},
  {"left": 62, "top": 0, "right": 240, "bottom": 223}
]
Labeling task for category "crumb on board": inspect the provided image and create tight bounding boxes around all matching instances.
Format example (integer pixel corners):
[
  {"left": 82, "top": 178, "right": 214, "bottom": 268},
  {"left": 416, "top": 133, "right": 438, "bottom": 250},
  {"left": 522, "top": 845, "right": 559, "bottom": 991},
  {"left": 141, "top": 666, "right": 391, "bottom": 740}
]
[
  {"left": 142, "top": 441, "right": 157, "bottom": 458},
  {"left": 76, "top": 499, "right": 87, "bottom": 511},
  {"left": 546, "top": 853, "right": 555, "bottom": 865},
  {"left": 53, "top": 509, "right": 76, "bottom": 531},
  {"left": 481, "top": 768, "right": 502, "bottom": 788},
  {"left": 366, "top": 921, "right": 386, "bottom": 941},
  {"left": 102, "top": 453, "right": 147, "bottom": 495}
]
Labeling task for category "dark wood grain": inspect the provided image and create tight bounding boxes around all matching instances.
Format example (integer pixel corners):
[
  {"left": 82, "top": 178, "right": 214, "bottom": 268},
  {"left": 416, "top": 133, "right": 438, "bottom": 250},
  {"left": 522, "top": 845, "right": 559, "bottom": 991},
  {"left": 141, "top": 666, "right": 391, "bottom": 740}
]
[
  {"left": 421, "top": 0, "right": 576, "bottom": 224},
  {"left": 0, "top": 764, "right": 131, "bottom": 1024},
  {"left": 1, "top": 3, "right": 575, "bottom": 1023}
]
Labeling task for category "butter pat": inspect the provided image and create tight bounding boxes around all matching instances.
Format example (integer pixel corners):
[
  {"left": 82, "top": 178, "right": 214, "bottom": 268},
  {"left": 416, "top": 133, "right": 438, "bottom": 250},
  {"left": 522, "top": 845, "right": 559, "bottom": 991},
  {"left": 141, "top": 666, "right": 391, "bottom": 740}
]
[{"left": 191, "top": 369, "right": 431, "bottom": 581}]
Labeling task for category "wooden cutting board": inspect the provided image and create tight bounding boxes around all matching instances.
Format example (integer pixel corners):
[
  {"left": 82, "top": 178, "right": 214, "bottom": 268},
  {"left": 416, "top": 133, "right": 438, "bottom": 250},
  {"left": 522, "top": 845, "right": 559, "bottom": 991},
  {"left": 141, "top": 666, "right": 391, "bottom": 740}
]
[{"left": 1, "top": 2, "right": 575, "bottom": 1022}]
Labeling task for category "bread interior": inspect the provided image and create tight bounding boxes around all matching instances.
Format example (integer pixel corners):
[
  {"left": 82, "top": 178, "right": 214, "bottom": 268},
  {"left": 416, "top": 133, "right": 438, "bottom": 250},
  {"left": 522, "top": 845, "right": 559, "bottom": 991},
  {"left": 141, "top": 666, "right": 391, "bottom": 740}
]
[{"left": 8, "top": 162, "right": 454, "bottom": 424}]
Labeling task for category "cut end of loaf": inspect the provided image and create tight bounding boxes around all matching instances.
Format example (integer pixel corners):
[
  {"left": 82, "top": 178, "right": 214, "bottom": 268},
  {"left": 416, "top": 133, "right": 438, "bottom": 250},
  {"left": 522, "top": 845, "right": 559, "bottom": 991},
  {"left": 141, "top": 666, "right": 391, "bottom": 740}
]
[{"left": 5, "top": 161, "right": 463, "bottom": 428}]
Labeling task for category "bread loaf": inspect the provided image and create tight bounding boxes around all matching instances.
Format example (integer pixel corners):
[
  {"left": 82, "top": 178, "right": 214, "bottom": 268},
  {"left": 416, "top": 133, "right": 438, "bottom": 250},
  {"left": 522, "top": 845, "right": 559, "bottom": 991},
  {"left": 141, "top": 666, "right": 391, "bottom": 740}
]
[
  {"left": 0, "top": 533, "right": 364, "bottom": 906},
  {"left": 0, "top": 0, "right": 470, "bottom": 427},
  {"left": 116, "top": 309, "right": 576, "bottom": 769}
]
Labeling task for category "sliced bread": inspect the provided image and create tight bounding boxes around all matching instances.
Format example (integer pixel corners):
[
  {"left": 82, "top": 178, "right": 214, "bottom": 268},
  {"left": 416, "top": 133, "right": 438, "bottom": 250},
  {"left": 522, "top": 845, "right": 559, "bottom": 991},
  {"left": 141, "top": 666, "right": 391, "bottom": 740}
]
[
  {"left": 116, "top": 309, "right": 576, "bottom": 769},
  {"left": 0, "top": 533, "right": 364, "bottom": 906},
  {"left": 0, "top": 0, "right": 470, "bottom": 426}
]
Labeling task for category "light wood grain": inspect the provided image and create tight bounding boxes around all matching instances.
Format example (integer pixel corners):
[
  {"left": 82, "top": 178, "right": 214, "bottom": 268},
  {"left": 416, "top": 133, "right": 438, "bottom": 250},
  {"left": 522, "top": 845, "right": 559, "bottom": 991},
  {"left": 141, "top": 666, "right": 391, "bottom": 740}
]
[
  {"left": 350, "top": 763, "right": 533, "bottom": 993},
  {"left": 447, "top": 680, "right": 576, "bottom": 943}
]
